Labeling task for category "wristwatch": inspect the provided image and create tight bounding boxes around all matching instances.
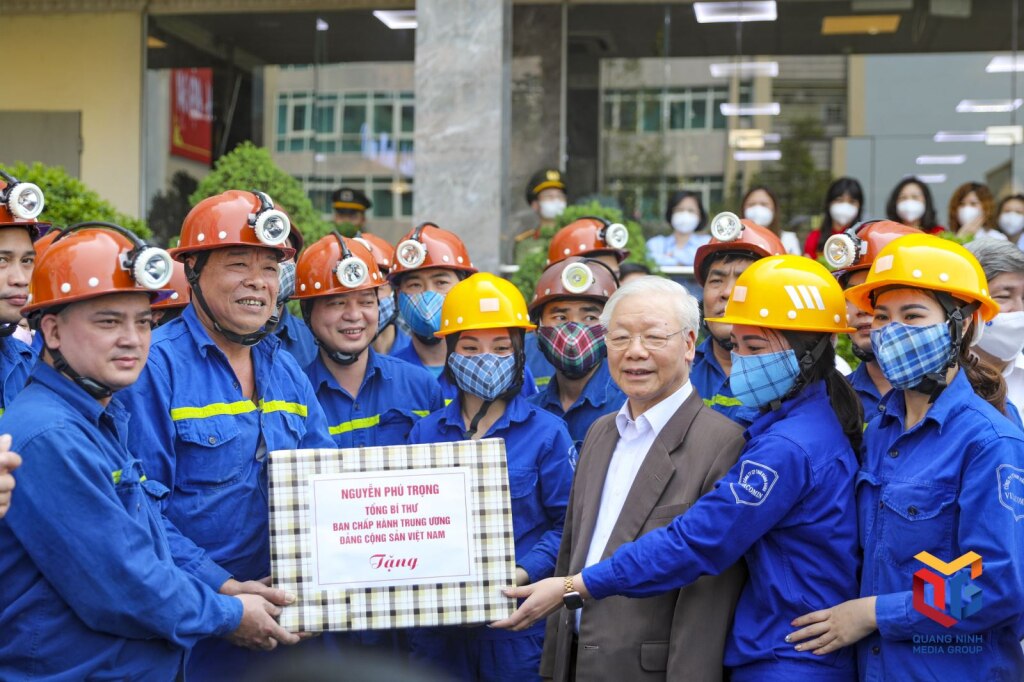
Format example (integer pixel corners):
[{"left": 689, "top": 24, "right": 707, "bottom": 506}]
[{"left": 562, "top": 575, "right": 584, "bottom": 610}]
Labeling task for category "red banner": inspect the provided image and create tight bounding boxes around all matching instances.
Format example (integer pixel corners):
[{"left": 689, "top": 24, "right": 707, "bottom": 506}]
[{"left": 170, "top": 68, "right": 213, "bottom": 164}]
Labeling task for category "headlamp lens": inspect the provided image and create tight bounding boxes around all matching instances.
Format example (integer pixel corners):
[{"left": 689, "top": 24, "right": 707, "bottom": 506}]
[
  {"left": 824, "top": 234, "right": 858, "bottom": 270},
  {"left": 710, "top": 212, "right": 744, "bottom": 242},
  {"left": 561, "top": 262, "right": 594, "bottom": 294},
  {"left": 397, "top": 239, "right": 427, "bottom": 268},
  {"left": 8, "top": 182, "right": 45, "bottom": 221}
]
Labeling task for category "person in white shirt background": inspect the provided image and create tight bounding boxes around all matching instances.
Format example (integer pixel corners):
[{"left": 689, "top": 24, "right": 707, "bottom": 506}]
[
  {"left": 995, "top": 194, "right": 1024, "bottom": 249},
  {"left": 645, "top": 190, "right": 712, "bottom": 268},
  {"left": 965, "top": 238, "right": 1024, "bottom": 425},
  {"left": 740, "top": 185, "right": 801, "bottom": 255},
  {"left": 949, "top": 181, "right": 1005, "bottom": 240}
]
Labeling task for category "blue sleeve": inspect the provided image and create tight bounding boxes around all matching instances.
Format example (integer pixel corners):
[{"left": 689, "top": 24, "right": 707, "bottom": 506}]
[
  {"left": 583, "top": 434, "right": 811, "bottom": 599},
  {"left": 298, "top": 375, "right": 335, "bottom": 449},
  {"left": 1003, "top": 400, "right": 1024, "bottom": 431},
  {"left": 428, "top": 380, "right": 444, "bottom": 412},
  {"left": 876, "top": 433, "right": 1024, "bottom": 639},
  {"left": 646, "top": 236, "right": 674, "bottom": 267},
  {"left": 122, "top": 359, "right": 232, "bottom": 590},
  {"left": 4, "top": 431, "right": 243, "bottom": 645},
  {"left": 516, "top": 424, "right": 575, "bottom": 582},
  {"left": 520, "top": 367, "right": 539, "bottom": 398}
]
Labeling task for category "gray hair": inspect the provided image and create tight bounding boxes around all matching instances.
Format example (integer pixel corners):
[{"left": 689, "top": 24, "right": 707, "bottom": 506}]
[
  {"left": 599, "top": 275, "right": 700, "bottom": 332},
  {"left": 964, "top": 239, "right": 1024, "bottom": 282}
]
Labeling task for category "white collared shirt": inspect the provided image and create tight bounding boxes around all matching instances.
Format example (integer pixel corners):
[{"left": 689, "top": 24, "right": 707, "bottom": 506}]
[
  {"left": 1004, "top": 354, "right": 1024, "bottom": 426},
  {"left": 576, "top": 380, "right": 693, "bottom": 630}
]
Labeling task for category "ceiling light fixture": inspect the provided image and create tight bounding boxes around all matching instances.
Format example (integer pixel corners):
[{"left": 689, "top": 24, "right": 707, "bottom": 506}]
[
  {"left": 915, "top": 154, "right": 966, "bottom": 165},
  {"left": 933, "top": 131, "right": 986, "bottom": 143},
  {"left": 986, "top": 56, "right": 1024, "bottom": 73},
  {"left": 734, "top": 150, "right": 781, "bottom": 161},
  {"left": 709, "top": 61, "right": 780, "bottom": 78},
  {"left": 915, "top": 174, "right": 947, "bottom": 184},
  {"left": 956, "top": 99, "right": 1023, "bottom": 113},
  {"left": 373, "top": 10, "right": 417, "bottom": 30},
  {"left": 821, "top": 14, "right": 900, "bottom": 35},
  {"left": 720, "top": 103, "right": 781, "bottom": 116},
  {"left": 986, "top": 125, "right": 1024, "bottom": 146},
  {"left": 694, "top": 1, "right": 777, "bottom": 23}
]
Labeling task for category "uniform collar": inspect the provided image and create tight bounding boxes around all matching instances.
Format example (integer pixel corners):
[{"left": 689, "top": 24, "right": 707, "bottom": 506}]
[
  {"left": 0, "top": 334, "right": 34, "bottom": 363},
  {"left": 849, "top": 362, "right": 881, "bottom": 399},
  {"left": 538, "top": 360, "right": 617, "bottom": 410},
  {"left": 27, "top": 362, "right": 127, "bottom": 427},
  {"left": 745, "top": 379, "right": 828, "bottom": 440},
  {"left": 694, "top": 336, "right": 726, "bottom": 379},
  {"left": 275, "top": 309, "right": 301, "bottom": 342},
  {"left": 877, "top": 368, "right": 971, "bottom": 434},
  {"left": 308, "top": 347, "right": 384, "bottom": 394},
  {"left": 181, "top": 303, "right": 281, "bottom": 359},
  {"left": 438, "top": 392, "right": 534, "bottom": 435}
]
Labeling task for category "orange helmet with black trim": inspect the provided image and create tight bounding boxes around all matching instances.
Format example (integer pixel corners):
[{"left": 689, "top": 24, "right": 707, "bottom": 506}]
[
  {"left": 171, "top": 190, "right": 295, "bottom": 262},
  {"left": 547, "top": 217, "right": 630, "bottom": 266},
  {"left": 293, "top": 233, "right": 385, "bottom": 300},
  {"left": 693, "top": 212, "right": 786, "bottom": 286},
  {"left": 389, "top": 222, "right": 476, "bottom": 281}
]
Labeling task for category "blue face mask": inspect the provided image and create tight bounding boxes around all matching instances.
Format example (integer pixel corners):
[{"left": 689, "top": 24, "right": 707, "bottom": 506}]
[
  {"left": 870, "top": 321, "right": 952, "bottom": 390},
  {"left": 399, "top": 291, "right": 445, "bottom": 339},
  {"left": 447, "top": 353, "right": 518, "bottom": 401},
  {"left": 729, "top": 349, "right": 801, "bottom": 408},
  {"left": 377, "top": 292, "right": 398, "bottom": 332}
]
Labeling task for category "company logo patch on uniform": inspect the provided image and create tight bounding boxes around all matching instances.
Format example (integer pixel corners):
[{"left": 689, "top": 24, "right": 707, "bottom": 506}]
[
  {"left": 731, "top": 460, "right": 779, "bottom": 506},
  {"left": 996, "top": 464, "right": 1024, "bottom": 521}
]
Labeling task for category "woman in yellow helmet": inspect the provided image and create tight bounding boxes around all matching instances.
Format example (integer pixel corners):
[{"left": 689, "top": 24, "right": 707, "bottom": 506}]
[
  {"left": 406, "top": 272, "right": 576, "bottom": 682},
  {"left": 495, "top": 256, "right": 863, "bottom": 681},
  {"left": 788, "top": 233, "right": 1024, "bottom": 680}
]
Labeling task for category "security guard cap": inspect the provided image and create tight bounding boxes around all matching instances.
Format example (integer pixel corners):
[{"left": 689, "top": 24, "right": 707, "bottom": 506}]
[
  {"left": 525, "top": 168, "right": 567, "bottom": 205},
  {"left": 332, "top": 187, "right": 372, "bottom": 213}
]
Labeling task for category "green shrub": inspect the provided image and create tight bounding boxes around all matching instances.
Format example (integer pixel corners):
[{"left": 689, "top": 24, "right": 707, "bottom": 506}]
[
  {"left": 190, "top": 141, "right": 332, "bottom": 244},
  {"left": 0, "top": 161, "right": 149, "bottom": 237},
  {"left": 510, "top": 201, "right": 658, "bottom": 301}
]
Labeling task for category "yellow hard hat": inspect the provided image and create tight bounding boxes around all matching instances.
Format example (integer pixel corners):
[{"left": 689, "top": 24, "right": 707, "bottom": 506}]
[
  {"left": 845, "top": 233, "right": 998, "bottom": 321},
  {"left": 706, "top": 255, "right": 854, "bottom": 333},
  {"left": 436, "top": 272, "right": 538, "bottom": 337}
]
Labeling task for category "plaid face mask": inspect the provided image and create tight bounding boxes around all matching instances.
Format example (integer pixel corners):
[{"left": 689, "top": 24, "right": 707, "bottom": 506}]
[
  {"left": 871, "top": 321, "right": 952, "bottom": 390},
  {"left": 729, "top": 348, "right": 800, "bottom": 408},
  {"left": 399, "top": 291, "right": 445, "bottom": 338},
  {"left": 277, "top": 261, "right": 296, "bottom": 304},
  {"left": 448, "top": 352, "right": 518, "bottom": 401},
  {"left": 377, "top": 292, "right": 398, "bottom": 332},
  {"left": 536, "top": 323, "right": 607, "bottom": 380}
]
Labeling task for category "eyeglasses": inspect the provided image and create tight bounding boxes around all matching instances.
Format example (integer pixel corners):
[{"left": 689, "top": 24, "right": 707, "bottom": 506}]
[{"left": 606, "top": 330, "right": 684, "bottom": 350}]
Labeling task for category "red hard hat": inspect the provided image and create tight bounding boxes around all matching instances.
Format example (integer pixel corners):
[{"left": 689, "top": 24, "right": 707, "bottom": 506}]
[
  {"left": 529, "top": 257, "right": 618, "bottom": 317},
  {"left": 389, "top": 222, "right": 477, "bottom": 281},
  {"left": 171, "top": 190, "right": 295, "bottom": 262},
  {"left": 693, "top": 212, "right": 786, "bottom": 286},
  {"left": 823, "top": 220, "right": 921, "bottom": 283},
  {"left": 354, "top": 231, "right": 396, "bottom": 272},
  {"left": 0, "top": 175, "right": 51, "bottom": 241},
  {"left": 293, "top": 233, "right": 385, "bottom": 300},
  {"left": 151, "top": 260, "right": 190, "bottom": 311}
]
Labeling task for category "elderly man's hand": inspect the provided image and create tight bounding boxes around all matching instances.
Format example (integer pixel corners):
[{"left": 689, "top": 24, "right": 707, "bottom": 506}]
[
  {"left": 220, "top": 576, "right": 296, "bottom": 607},
  {"left": 226, "top": 594, "right": 301, "bottom": 651},
  {"left": 491, "top": 576, "right": 570, "bottom": 631},
  {"left": 0, "top": 435, "right": 22, "bottom": 520}
]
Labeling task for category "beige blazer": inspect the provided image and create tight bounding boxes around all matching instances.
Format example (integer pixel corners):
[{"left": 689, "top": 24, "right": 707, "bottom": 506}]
[{"left": 540, "top": 391, "right": 747, "bottom": 682}]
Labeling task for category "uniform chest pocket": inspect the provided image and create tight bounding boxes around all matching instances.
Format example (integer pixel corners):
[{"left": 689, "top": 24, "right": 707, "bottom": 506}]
[
  {"left": 175, "top": 419, "right": 243, "bottom": 489},
  {"left": 508, "top": 468, "right": 539, "bottom": 500},
  {"left": 375, "top": 409, "right": 418, "bottom": 446},
  {"left": 880, "top": 482, "right": 958, "bottom": 567}
]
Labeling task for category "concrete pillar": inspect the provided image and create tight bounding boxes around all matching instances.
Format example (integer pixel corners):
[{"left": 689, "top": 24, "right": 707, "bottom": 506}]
[{"left": 414, "top": 0, "right": 511, "bottom": 274}]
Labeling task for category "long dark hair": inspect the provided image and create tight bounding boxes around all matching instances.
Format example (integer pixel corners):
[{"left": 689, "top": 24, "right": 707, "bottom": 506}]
[
  {"left": 820, "top": 177, "right": 865, "bottom": 233},
  {"left": 781, "top": 330, "right": 864, "bottom": 452},
  {"left": 664, "top": 190, "right": 707, "bottom": 231},
  {"left": 885, "top": 177, "right": 939, "bottom": 231},
  {"left": 961, "top": 324, "right": 1008, "bottom": 415}
]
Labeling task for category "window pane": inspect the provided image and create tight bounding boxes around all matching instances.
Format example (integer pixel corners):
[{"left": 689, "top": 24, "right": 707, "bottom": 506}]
[
  {"left": 642, "top": 98, "right": 661, "bottom": 132},
  {"left": 619, "top": 95, "right": 637, "bottom": 131},
  {"left": 640, "top": 188, "right": 659, "bottom": 219},
  {"left": 289, "top": 138, "right": 305, "bottom": 152},
  {"left": 315, "top": 105, "right": 335, "bottom": 134},
  {"left": 401, "top": 105, "right": 415, "bottom": 133},
  {"left": 402, "top": 191, "right": 413, "bottom": 216},
  {"left": 692, "top": 98, "right": 707, "bottom": 129},
  {"left": 277, "top": 104, "right": 288, "bottom": 135},
  {"left": 341, "top": 138, "right": 362, "bottom": 152},
  {"left": 373, "top": 189, "right": 393, "bottom": 217},
  {"left": 669, "top": 101, "right": 687, "bottom": 130},
  {"left": 603, "top": 101, "right": 614, "bottom": 130},
  {"left": 711, "top": 95, "right": 726, "bottom": 129},
  {"left": 292, "top": 104, "right": 308, "bottom": 132},
  {"left": 276, "top": 139, "right": 286, "bottom": 152},
  {"left": 343, "top": 105, "right": 366, "bottom": 134},
  {"left": 398, "top": 139, "right": 414, "bottom": 153},
  {"left": 374, "top": 104, "right": 394, "bottom": 134}
]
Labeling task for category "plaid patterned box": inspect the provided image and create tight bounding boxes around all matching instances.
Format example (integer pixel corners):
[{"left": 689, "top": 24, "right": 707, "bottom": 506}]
[{"left": 269, "top": 438, "right": 516, "bottom": 632}]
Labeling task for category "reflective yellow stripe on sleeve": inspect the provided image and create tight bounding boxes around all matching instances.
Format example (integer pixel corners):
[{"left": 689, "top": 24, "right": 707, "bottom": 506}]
[
  {"left": 329, "top": 415, "right": 381, "bottom": 436},
  {"left": 412, "top": 410, "right": 430, "bottom": 417},
  {"left": 703, "top": 394, "right": 743, "bottom": 408},
  {"left": 170, "top": 399, "right": 308, "bottom": 421},
  {"left": 111, "top": 470, "right": 147, "bottom": 485}
]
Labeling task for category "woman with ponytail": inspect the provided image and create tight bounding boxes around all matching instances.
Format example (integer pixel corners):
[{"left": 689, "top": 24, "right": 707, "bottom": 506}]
[
  {"left": 407, "top": 272, "right": 575, "bottom": 682},
  {"left": 788, "top": 233, "right": 1024, "bottom": 681},
  {"left": 496, "top": 256, "right": 861, "bottom": 681}
]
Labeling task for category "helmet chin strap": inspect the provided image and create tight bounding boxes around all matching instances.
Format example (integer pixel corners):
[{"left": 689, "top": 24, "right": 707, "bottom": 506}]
[
  {"left": 0, "top": 322, "right": 18, "bottom": 338},
  {"left": 185, "top": 254, "right": 271, "bottom": 347},
  {"left": 299, "top": 300, "right": 368, "bottom": 367},
  {"left": 48, "top": 346, "right": 113, "bottom": 399},
  {"left": 767, "top": 334, "right": 831, "bottom": 412},
  {"left": 908, "top": 293, "right": 979, "bottom": 404},
  {"left": 698, "top": 301, "right": 735, "bottom": 352},
  {"left": 850, "top": 342, "right": 875, "bottom": 363}
]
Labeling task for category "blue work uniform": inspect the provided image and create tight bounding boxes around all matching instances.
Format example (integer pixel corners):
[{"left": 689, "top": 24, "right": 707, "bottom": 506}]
[
  {"left": 856, "top": 370, "right": 1024, "bottom": 681},
  {"left": 691, "top": 337, "right": 759, "bottom": 427},
  {"left": 0, "top": 334, "right": 35, "bottom": 416},
  {"left": 583, "top": 380, "right": 860, "bottom": 681},
  {"left": 120, "top": 304, "right": 334, "bottom": 681},
  {"left": 847, "top": 361, "right": 884, "bottom": 424},
  {"left": 275, "top": 308, "right": 318, "bottom": 369},
  {"left": 307, "top": 348, "right": 443, "bottom": 449},
  {"left": 524, "top": 332, "right": 555, "bottom": 391},
  {"left": 407, "top": 394, "right": 576, "bottom": 682},
  {"left": 392, "top": 341, "right": 538, "bottom": 402},
  {"left": 384, "top": 325, "right": 413, "bottom": 356},
  {"left": 0, "top": 364, "right": 242, "bottom": 681},
  {"left": 528, "top": 360, "right": 625, "bottom": 451}
]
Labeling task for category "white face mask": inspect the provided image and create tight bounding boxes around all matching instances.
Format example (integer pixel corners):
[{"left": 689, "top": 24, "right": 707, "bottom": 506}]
[
  {"left": 999, "top": 211, "right": 1024, "bottom": 235},
  {"left": 829, "top": 201, "right": 859, "bottom": 227},
  {"left": 539, "top": 199, "right": 566, "bottom": 220},
  {"left": 744, "top": 205, "right": 774, "bottom": 228},
  {"left": 958, "top": 205, "right": 982, "bottom": 226},
  {"left": 896, "top": 199, "right": 926, "bottom": 223},
  {"left": 977, "top": 310, "right": 1024, "bottom": 362},
  {"left": 671, "top": 210, "right": 701, "bottom": 234}
]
